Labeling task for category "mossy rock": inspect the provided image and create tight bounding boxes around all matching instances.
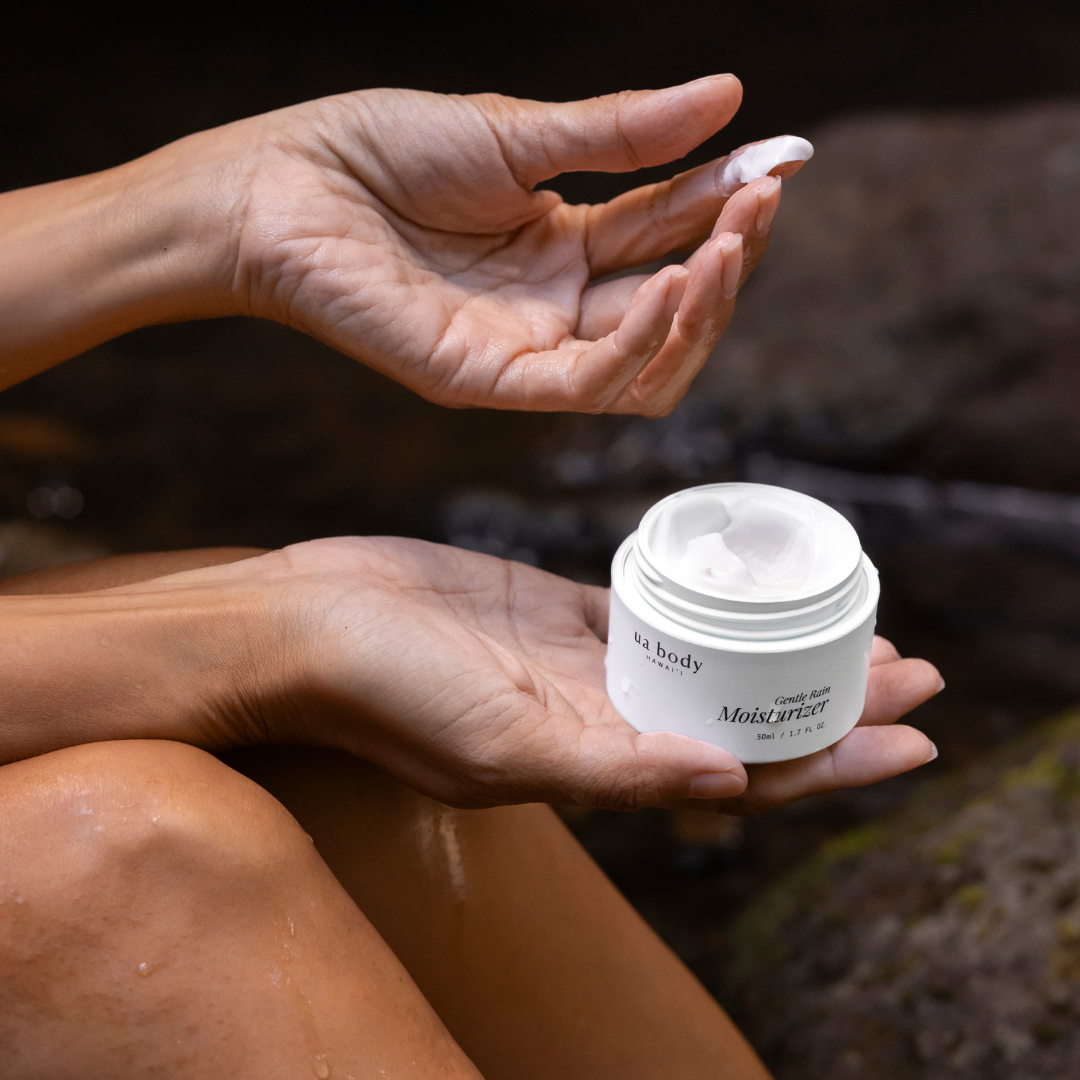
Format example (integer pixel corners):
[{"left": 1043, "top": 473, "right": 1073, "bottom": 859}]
[{"left": 722, "top": 711, "right": 1080, "bottom": 1079}]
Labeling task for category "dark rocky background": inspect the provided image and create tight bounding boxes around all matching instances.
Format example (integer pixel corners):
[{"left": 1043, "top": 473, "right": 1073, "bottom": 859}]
[{"left": 7, "top": 2, "right": 1080, "bottom": 1074}]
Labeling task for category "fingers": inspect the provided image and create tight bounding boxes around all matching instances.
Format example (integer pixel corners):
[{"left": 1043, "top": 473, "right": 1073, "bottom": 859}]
[
  {"left": 601, "top": 176, "right": 784, "bottom": 416},
  {"left": 489, "top": 75, "right": 744, "bottom": 187},
  {"left": 475, "top": 176, "right": 779, "bottom": 413},
  {"left": 737, "top": 174, "right": 781, "bottom": 286},
  {"left": 870, "top": 634, "right": 902, "bottom": 665},
  {"left": 859, "top": 656, "right": 944, "bottom": 727},
  {"left": 576, "top": 274, "right": 651, "bottom": 341},
  {"left": 578, "top": 583, "right": 611, "bottom": 643},
  {"left": 602, "top": 231, "right": 741, "bottom": 416},
  {"left": 564, "top": 264, "right": 688, "bottom": 409},
  {"left": 693, "top": 724, "right": 937, "bottom": 816},
  {"left": 544, "top": 727, "right": 748, "bottom": 811},
  {"left": 585, "top": 141, "right": 797, "bottom": 279}
]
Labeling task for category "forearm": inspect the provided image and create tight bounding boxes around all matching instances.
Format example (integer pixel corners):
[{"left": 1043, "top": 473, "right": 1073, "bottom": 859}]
[
  {"left": 0, "top": 134, "right": 243, "bottom": 389},
  {"left": 0, "top": 553, "right": 285, "bottom": 764},
  {"left": 0, "top": 547, "right": 266, "bottom": 596}
]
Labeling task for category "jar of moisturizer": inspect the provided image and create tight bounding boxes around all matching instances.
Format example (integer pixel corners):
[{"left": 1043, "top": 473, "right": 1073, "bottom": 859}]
[{"left": 606, "top": 482, "right": 879, "bottom": 763}]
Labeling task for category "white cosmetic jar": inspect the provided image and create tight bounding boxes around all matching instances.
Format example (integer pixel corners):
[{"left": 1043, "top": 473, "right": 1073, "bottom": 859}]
[{"left": 605, "top": 482, "right": 879, "bottom": 763}]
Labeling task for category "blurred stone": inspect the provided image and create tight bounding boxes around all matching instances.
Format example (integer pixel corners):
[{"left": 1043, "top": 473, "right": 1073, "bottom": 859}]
[
  {"left": 701, "top": 100, "right": 1080, "bottom": 489},
  {"left": 721, "top": 712, "right": 1080, "bottom": 1079}
]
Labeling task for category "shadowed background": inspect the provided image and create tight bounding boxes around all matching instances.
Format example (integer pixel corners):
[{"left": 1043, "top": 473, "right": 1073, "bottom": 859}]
[{"left": 6, "top": 3, "right": 1080, "bottom": 1074}]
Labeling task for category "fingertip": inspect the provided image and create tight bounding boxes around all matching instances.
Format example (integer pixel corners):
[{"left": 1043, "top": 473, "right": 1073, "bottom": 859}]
[
  {"left": 683, "top": 73, "right": 743, "bottom": 102},
  {"left": 752, "top": 173, "right": 782, "bottom": 195},
  {"left": 754, "top": 177, "right": 782, "bottom": 233},
  {"left": 767, "top": 159, "right": 808, "bottom": 181},
  {"left": 688, "top": 771, "right": 747, "bottom": 799},
  {"left": 910, "top": 657, "right": 945, "bottom": 696},
  {"left": 860, "top": 655, "right": 945, "bottom": 728},
  {"left": 870, "top": 635, "right": 902, "bottom": 665},
  {"left": 663, "top": 264, "right": 690, "bottom": 318},
  {"left": 718, "top": 231, "right": 743, "bottom": 298},
  {"left": 634, "top": 729, "right": 747, "bottom": 790},
  {"left": 832, "top": 723, "right": 939, "bottom": 786}
]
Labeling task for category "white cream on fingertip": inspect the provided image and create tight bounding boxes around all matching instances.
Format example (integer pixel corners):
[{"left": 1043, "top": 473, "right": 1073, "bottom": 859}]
[{"left": 719, "top": 135, "right": 814, "bottom": 195}]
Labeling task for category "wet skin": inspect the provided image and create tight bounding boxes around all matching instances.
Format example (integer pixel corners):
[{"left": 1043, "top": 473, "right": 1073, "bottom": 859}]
[{"left": 0, "top": 548, "right": 940, "bottom": 1079}]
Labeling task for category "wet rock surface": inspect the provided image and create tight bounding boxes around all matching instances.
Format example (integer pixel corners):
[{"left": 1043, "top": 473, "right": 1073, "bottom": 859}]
[
  {"left": 719, "top": 713, "right": 1080, "bottom": 1079},
  {"left": 703, "top": 102, "right": 1080, "bottom": 488}
]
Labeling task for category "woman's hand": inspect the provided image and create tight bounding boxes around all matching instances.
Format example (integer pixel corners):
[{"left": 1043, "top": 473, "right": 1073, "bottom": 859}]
[
  {"left": 0, "top": 77, "right": 808, "bottom": 414},
  {"left": 224, "top": 77, "right": 798, "bottom": 414},
  {"left": 0, "top": 539, "right": 939, "bottom": 812},
  {"left": 183, "top": 538, "right": 940, "bottom": 812}
]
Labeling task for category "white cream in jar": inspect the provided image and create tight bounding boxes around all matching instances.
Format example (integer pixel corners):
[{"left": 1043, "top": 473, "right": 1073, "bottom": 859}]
[{"left": 605, "top": 483, "right": 879, "bottom": 763}]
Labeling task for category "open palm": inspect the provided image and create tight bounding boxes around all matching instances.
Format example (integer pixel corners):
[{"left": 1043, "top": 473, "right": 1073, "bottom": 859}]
[
  {"left": 226, "top": 77, "right": 804, "bottom": 414},
  {"left": 238, "top": 537, "right": 941, "bottom": 811}
]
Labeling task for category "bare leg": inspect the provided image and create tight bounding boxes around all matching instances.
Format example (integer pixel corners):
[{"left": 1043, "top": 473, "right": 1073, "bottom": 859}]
[
  {"left": 0, "top": 740, "right": 482, "bottom": 1079},
  {"left": 222, "top": 746, "right": 772, "bottom": 1080},
  {"left": 1, "top": 551, "right": 771, "bottom": 1079}
]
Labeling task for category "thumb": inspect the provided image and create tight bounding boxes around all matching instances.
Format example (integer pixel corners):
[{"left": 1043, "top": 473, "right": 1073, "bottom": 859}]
[
  {"left": 548, "top": 726, "right": 748, "bottom": 810},
  {"left": 485, "top": 74, "right": 743, "bottom": 189}
]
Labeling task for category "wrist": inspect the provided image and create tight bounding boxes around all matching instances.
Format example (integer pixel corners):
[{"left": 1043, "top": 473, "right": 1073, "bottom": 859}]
[
  {"left": 0, "top": 129, "right": 247, "bottom": 387},
  {"left": 0, "top": 567, "right": 299, "bottom": 763}
]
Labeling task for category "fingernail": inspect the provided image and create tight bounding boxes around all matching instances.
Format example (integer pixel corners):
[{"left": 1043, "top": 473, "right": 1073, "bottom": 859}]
[
  {"left": 936, "top": 678, "right": 946, "bottom": 694},
  {"left": 925, "top": 741, "right": 939, "bottom": 763},
  {"left": 663, "top": 264, "right": 689, "bottom": 317},
  {"left": 688, "top": 772, "right": 745, "bottom": 799},
  {"left": 754, "top": 178, "right": 781, "bottom": 233},
  {"left": 718, "top": 233, "right": 742, "bottom": 299}
]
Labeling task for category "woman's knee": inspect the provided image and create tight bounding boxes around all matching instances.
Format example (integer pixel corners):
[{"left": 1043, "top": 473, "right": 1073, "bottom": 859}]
[{"left": 0, "top": 739, "right": 316, "bottom": 940}]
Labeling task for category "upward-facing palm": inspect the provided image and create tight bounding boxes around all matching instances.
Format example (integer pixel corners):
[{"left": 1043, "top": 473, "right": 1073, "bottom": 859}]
[
  {"left": 221, "top": 77, "right": 803, "bottom": 413},
  {"left": 201, "top": 538, "right": 941, "bottom": 813}
]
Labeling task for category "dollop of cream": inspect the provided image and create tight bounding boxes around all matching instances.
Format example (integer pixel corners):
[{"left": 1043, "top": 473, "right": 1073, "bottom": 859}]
[
  {"left": 719, "top": 135, "right": 814, "bottom": 195},
  {"left": 680, "top": 498, "right": 815, "bottom": 596},
  {"left": 641, "top": 483, "right": 862, "bottom": 602}
]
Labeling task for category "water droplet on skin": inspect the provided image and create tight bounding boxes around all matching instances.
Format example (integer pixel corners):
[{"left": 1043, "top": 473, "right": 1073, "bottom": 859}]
[
  {"left": 312, "top": 1055, "right": 330, "bottom": 1078},
  {"left": 137, "top": 963, "right": 151, "bottom": 977},
  {"left": 438, "top": 808, "right": 466, "bottom": 900}
]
